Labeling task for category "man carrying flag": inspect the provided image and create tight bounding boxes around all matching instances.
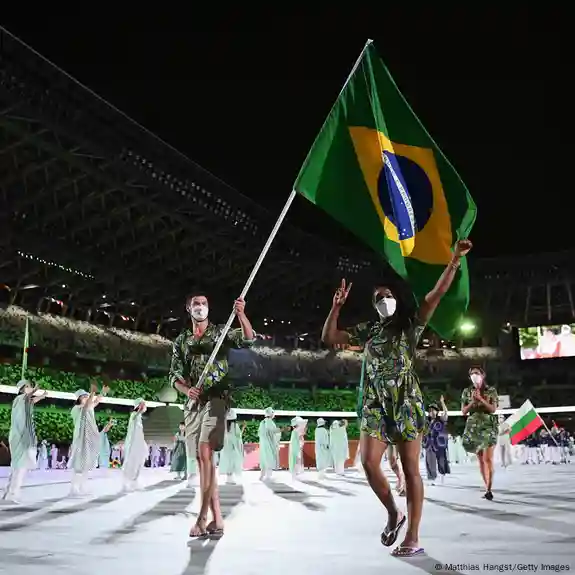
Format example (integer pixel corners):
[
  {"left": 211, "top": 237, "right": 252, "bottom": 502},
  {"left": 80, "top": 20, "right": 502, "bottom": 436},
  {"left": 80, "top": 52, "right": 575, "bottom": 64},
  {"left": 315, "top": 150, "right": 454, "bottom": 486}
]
[{"left": 311, "top": 41, "right": 475, "bottom": 558}]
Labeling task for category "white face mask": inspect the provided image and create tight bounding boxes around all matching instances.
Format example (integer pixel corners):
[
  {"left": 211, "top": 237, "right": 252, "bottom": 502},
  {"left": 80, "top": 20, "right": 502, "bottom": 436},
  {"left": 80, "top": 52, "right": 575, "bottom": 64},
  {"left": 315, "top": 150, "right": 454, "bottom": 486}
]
[
  {"left": 190, "top": 305, "right": 209, "bottom": 322},
  {"left": 375, "top": 297, "right": 396, "bottom": 319},
  {"left": 470, "top": 373, "right": 483, "bottom": 387}
]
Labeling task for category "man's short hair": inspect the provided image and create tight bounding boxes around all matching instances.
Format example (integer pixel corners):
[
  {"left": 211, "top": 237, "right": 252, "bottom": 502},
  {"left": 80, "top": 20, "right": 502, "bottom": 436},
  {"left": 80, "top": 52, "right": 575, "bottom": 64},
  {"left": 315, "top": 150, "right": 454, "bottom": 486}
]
[{"left": 186, "top": 293, "right": 208, "bottom": 304}]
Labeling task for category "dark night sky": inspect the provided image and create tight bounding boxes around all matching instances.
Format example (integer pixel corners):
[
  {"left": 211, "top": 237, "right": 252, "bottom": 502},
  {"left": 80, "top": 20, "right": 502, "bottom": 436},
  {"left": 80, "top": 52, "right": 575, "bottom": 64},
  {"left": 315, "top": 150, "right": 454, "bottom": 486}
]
[{"left": 2, "top": 6, "right": 569, "bottom": 259}]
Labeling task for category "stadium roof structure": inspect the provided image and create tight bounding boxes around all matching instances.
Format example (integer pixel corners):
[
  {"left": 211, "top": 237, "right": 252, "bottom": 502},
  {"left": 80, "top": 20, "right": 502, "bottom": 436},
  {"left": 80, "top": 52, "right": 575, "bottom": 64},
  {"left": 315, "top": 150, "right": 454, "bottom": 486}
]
[
  {"left": 1, "top": 28, "right": 574, "bottom": 337},
  {"left": 0, "top": 28, "right": 385, "bottom": 336}
]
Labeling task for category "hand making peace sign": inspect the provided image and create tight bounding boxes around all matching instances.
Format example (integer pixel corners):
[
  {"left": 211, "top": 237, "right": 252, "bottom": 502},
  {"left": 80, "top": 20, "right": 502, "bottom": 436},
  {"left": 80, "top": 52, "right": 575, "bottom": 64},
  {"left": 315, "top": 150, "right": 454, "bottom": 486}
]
[{"left": 332, "top": 279, "right": 352, "bottom": 308}]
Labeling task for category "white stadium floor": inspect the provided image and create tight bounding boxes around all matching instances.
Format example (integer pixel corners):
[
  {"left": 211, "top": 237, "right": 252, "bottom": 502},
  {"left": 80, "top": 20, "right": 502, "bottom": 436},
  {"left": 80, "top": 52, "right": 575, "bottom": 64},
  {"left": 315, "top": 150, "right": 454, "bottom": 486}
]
[{"left": 0, "top": 463, "right": 574, "bottom": 574}]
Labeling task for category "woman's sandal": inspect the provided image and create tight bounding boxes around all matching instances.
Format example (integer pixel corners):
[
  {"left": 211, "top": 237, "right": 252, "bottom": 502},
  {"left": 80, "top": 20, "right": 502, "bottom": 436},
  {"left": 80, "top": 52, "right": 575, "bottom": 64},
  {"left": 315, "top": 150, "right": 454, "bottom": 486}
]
[
  {"left": 381, "top": 513, "right": 406, "bottom": 547},
  {"left": 391, "top": 546, "right": 425, "bottom": 557}
]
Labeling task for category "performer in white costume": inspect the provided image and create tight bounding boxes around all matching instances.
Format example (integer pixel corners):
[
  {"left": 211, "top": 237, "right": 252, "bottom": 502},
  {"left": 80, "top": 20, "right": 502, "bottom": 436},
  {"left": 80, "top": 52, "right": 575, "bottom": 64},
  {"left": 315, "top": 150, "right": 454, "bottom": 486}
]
[
  {"left": 386, "top": 445, "right": 406, "bottom": 495},
  {"left": 98, "top": 419, "right": 114, "bottom": 469},
  {"left": 122, "top": 399, "right": 149, "bottom": 492},
  {"left": 330, "top": 420, "right": 349, "bottom": 475},
  {"left": 289, "top": 416, "right": 307, "bottom": 478},
  {"left": 353, "top": 439, "right": 362, "bottom": 471},
  {"left": 50, "top": 443, "right": 58, "bottom": 469},
  {"left": 454, "top": 436, "right": 468, "bottom": 463},
  {"left": 218, "top": 409, "right": 244, "bottom": 485},
  {"left": 2, "top": 379, "right": 47, "bottom": 504},
  {"left": 314, "top": 418, "right": 331, "bottom": 479},
  {"left": 150, "top": 443, "right": 161, "bottom": 467},
  {"left": 68, "top": 382, "right": 108, "bottom": 496},
  {"left": 37, "top": 439, "right": 49, "bottom": 470},
  {"left": 258, "top": 407, "right": 281, "bottom": 481},
  {"left": 497, "top": 415, "right": 512, "bottom": 468}
]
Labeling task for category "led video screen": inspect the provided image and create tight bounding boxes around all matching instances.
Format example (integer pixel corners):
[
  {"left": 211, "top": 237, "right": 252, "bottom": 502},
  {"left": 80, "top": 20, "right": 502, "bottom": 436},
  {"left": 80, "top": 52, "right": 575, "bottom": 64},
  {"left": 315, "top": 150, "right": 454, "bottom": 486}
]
[{"left": 519, "top": 324, "right": 575, "bottom": 360}]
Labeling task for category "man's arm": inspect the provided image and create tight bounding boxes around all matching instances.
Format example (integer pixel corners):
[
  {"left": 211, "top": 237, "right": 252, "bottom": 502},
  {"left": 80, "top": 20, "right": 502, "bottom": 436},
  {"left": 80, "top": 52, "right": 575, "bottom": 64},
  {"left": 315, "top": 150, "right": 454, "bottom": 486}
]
[
  {"left": 237, "top": 312, "right": 254, "bottom": 342},
  {"left": 169, "top": 335, "right": 190, "bottom": 395},
  {"left": 228, "top": 297, "right": 255, "bottom": 348}
]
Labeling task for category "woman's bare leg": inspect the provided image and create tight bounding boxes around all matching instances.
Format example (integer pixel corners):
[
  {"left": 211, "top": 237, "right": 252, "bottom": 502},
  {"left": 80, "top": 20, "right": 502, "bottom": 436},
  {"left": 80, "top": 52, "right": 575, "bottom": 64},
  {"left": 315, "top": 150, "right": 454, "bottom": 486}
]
[
  {"left": 396, "top": 436, "right": 424, "bottom": 549},
  {"left": 484, "top": 446, "right": 495, "bottom": 491},
  {"left": 388, "top": 450, "right": 405, "bottom": 492},
  {"left": 477, "top": 450, "right": 488, "bottom": 488},
  {"left": 360, "top": 432, "right": 400, "bottom": 531}
]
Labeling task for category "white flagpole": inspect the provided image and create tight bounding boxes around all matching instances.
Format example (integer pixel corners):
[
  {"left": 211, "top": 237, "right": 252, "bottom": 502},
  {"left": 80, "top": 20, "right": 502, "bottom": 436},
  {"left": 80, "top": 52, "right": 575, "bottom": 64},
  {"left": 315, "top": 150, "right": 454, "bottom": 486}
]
[{"left": 187, "top": 39, "right": 374, "bottom": 408}]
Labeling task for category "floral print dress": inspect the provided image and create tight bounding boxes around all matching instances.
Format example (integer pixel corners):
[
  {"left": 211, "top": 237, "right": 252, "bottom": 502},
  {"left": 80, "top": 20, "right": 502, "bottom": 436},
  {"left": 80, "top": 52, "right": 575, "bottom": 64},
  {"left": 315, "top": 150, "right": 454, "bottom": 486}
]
[
  {"left": 461, "top": 385, "right": 499, "bottom": 453},
  {"left": 349, "top": 317, "right": 426, "bottom": 444}
]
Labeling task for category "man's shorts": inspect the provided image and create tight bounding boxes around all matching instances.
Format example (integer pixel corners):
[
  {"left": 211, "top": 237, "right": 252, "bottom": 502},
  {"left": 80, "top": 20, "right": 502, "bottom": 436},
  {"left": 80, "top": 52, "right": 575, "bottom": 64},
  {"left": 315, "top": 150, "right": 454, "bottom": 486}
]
[{"left": 184, "top": 397, "right": 227, "bottom": 457}]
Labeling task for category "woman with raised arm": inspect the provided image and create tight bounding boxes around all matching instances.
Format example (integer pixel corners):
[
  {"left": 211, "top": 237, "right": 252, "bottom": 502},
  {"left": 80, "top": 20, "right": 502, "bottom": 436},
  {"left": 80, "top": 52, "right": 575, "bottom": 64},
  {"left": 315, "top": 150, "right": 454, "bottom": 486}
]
[
  {"left": 321, "top": 239, "right": 472, "bottom": 558},
  {"left": 68, "top": 381, "right": 109, "bottom": 496},
  {"left": 122, "top": 399, "right": 149, "bottom": 492},
  {"left": 461, "top": 367, "right": 498, "bottom": 499},
  {"left": 1, "top": 380, "right": 47, "bottom": 503}
]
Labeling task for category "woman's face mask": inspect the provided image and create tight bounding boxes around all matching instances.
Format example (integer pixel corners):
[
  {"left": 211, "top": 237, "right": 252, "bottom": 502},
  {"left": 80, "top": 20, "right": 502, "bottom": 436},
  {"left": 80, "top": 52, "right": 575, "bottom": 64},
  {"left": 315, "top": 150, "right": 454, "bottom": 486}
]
[
  {"left": 374, "top": 296, "right": 397, "bottom": 319},
  {"left": 470, "top": 373, "right": 483, "bottom": 387},
  {"left": 190, "top": 305, "right": 209, "bottom": 322}
]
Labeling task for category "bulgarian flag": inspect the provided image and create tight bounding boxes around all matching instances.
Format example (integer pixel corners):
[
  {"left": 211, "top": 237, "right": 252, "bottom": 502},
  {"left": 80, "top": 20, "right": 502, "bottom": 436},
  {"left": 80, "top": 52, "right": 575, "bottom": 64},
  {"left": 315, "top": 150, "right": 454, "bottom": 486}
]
[{"left": 505, "top": 400, "right": 544, "bottom": 445}]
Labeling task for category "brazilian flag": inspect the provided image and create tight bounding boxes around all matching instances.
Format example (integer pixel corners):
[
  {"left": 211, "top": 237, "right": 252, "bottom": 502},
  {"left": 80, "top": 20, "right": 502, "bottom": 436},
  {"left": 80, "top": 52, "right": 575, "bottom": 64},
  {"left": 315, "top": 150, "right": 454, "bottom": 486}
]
[{"left": 295, "top": 40, "right": 476, "bottom": 338}]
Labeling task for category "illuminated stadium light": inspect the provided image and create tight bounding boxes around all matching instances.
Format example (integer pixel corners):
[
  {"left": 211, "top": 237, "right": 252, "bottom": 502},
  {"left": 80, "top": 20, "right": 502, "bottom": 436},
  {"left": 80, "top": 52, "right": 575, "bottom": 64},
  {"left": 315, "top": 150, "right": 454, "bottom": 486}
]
[
  {"left": 17, "top": 251, "right": 94, "bottom": 279},
  {"left": 459, "top": 320, "right": 476, "bottom": 334}
]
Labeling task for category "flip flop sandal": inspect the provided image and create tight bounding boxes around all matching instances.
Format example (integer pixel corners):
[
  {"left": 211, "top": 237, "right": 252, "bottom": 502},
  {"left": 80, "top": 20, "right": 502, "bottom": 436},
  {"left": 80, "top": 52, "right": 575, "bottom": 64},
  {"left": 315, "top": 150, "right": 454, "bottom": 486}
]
[
  {"left": 381, "top": 514, "right": 407, "bottom": 547},
  {"left": 483, "top": 490, "right": 494, "bottom": 501},
  {"left": 207, "top": 528, "right": 224, "bottom": 539},
  {"left": 391, "top": 546, "right": 425, "bottom": 557},
  {"left": 397, "top": 486, "right": 406, "bottom": 497},
  {"left": 189, "top": 518, "right": 208, "bottom": 539}
]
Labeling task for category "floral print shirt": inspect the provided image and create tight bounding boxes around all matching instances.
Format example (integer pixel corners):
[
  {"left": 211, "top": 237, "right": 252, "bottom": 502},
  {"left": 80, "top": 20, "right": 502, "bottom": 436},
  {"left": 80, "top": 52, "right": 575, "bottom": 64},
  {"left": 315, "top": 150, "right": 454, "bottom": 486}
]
[
  {"left": 348, "top": 318, "right": 425, "bottom": 382},
  {"left": 461, "top": 385, "right": 498, "bottom": 416},
  {"left": 169, "top": 323, "right": 254, "bottom": 398}
]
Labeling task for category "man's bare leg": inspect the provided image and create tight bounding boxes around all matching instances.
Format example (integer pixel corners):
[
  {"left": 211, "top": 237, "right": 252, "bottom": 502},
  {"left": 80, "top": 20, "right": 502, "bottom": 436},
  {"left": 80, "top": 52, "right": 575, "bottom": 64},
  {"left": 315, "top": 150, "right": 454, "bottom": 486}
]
[
  {"left": 190, "top": 443, "right": 215, "bottom": 536},
  {"left": 206, "top": 461, "right": 224, "bottom": 532}
]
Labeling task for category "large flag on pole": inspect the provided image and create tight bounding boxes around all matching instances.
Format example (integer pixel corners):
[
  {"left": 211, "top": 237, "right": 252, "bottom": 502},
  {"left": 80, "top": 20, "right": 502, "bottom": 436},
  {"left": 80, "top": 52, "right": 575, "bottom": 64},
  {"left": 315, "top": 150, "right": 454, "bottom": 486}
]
[
  {"left": 505, "top": 400, "right": 544, "bottom": 445},
  {"left": 21, "top": 317, "right": 30, "bottom": 380},
  {"left": 295, "top": 40, "right": 476, "bottom": 337}
]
